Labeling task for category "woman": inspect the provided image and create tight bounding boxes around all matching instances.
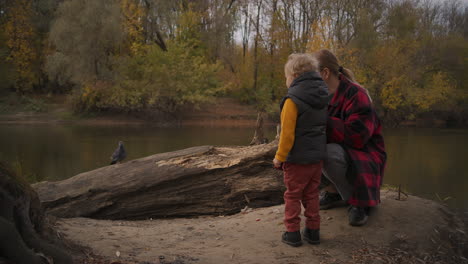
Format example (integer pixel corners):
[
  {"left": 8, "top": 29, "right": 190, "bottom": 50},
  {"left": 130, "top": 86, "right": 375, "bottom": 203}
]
[{"left": 313, "top": 49, "right": 386, "bottom": 226}]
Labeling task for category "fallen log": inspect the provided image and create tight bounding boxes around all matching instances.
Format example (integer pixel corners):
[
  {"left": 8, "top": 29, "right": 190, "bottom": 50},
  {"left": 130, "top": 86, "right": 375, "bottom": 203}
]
[{"left": 33, "top": 143, "right": 284, "bottom": 220}]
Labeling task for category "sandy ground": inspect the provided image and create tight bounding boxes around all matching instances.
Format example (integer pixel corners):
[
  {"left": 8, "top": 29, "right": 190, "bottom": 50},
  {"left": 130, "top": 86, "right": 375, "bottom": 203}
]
[{"left": 55, "top": 190, "right": 464, "bottom": 264}]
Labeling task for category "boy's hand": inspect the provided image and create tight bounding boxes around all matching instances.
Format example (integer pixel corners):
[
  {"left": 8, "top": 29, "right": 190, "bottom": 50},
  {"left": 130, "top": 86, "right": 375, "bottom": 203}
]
[{"left": 273, "top": 158, "right": 283, "bottom": 169}]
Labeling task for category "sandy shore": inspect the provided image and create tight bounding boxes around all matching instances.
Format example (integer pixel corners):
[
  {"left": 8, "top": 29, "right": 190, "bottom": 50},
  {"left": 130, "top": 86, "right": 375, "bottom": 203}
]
[{"left": 55, "top": 190, "right": 467, "bottom": 264}]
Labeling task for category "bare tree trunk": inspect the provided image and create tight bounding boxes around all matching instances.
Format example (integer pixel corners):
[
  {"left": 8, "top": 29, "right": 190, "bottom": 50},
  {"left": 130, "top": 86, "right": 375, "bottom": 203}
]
[
  {"left": 275, "top": 123, "right": 281, "bottom": 140},
  {"left": 142, "top": 0, "right": 168, "bottom": 52},
  {"left": 252, "top": 0, "right": 262, "bottom": 91},
  {"left": 250, "top": 111, "right": 267, "bottom": 145},
  {"left": 269, "top": 0, "right": 278, "bottom": 100},
  {"left": 241, "top": 2, "right": 250, "bottom": 61},
  {"left": 154, "top": 27, "right": 168, "bottom": 51}
]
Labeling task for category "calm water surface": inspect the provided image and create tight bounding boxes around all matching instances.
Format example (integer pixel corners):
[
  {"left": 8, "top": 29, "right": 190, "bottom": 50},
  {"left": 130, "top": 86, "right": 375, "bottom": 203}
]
[{"left": 0, "top": 124, "right": 466, "bottom": 210}]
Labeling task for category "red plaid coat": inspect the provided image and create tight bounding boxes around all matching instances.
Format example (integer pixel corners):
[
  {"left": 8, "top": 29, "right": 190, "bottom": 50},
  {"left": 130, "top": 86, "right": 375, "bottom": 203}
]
[{"left": 327, "top": 75, "right": 386, "bottom": 207}]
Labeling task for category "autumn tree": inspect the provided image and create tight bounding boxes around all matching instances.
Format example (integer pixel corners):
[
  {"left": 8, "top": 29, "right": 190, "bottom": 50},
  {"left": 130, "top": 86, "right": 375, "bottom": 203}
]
[
  {"left": 335, "top": 0, "right": 465, "bottom": 125},
  {"left": 121, "top": 0, "right": 145, "bottom": 55},
  {"left": 46, "top": 0, "right": 123, "bottom": 86},
  {"left": 4, "top": 0, "right": 40, "bottom": 93},
  {"left": 73, "top": 3, "right": 223, "bottom": 114},
  {"left": 0, "top": 24, "right": 14, "bottom": 91}
]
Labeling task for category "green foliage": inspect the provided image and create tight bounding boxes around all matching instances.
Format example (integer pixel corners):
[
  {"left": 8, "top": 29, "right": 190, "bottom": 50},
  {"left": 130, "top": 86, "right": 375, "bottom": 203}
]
[
  {"left": 0, "top": 93, "right": 47, "bottom": 113},
  {"left": 21, "top": 96, "right": 47, "bottom": 112},
  {"left": 73, "top": 41, "right": 223, "bottom": 114},
  {"left": 71, "top": 4, "right": 223, "bottom": 114},
  {"left": 46, "top": 0, "right": 123, "bottom": 85},
  {"left": 176, "top": 4, "right": 207, "bottom": 56},
  {"left": 386, "top": 1, "right": 419, "bottom": 40}
]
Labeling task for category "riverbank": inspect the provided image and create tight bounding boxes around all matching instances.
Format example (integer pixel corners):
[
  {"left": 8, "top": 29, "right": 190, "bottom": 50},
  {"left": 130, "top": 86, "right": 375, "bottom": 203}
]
[
  {"left": 0, "top": 94, "right": 267, "bottom": 127},
  {"left": 1, "top": 94, "right": 464, "bottom": 128},
  {"left": 57, "top": 190, "right": 467, "bottom": 264}
]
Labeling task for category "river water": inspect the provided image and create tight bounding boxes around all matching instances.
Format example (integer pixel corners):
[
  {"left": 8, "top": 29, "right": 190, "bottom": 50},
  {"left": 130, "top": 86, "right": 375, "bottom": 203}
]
[{"left": 0, "top": 124, "right": 466, "bottom": 211}]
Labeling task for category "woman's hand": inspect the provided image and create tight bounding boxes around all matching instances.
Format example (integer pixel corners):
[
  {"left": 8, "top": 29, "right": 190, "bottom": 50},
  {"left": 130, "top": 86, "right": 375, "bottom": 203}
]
[{"left": 273, "top": 158, "right": 283, "bottom": 169}]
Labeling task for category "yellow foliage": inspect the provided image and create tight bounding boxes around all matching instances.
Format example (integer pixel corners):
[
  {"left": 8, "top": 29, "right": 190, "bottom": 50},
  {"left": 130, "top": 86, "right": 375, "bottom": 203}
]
[
  {"left": 4, "top": 0, "right": 39, "bottom": 92},
  {"left": 336, "top": 48, "right": 364, "bottom": 80},
  {"left": 381, "top": 76, "right": 407, "bottom": 110},
  {"left": 337, "top": 36, "right": 457, "bottom": 122},
  {"left": 176, "top": 4, "right": 204, "bottom": 52},
  {"left": 121, "top": 0, "right": 145, "bottom": 55},
  {"left": 411, "top": 72, "right": 455, "bottom": 111},
  {"left": 307, "top": 17, "right": 335, "bottom": 53}
]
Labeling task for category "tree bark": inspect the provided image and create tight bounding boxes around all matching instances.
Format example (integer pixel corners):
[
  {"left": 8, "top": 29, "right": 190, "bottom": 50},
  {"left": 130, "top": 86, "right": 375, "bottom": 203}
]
[
  {"left": 33, "top": 143, "right": 284, "bottom": 220},
  {"left": 0, "top": 163, "right": 72, "bottom": 264},
  {"left": 252, "top": 0, "right": 262, "bottom": 92},
  {"left": 250, "top": 111, "right": 267, "bottom": 145},
  {"left": 141, "top": 0, "right": 168, "bottom": 52},
  {"left": 241, "top": 2, "right": 250, "bottom": 61}
]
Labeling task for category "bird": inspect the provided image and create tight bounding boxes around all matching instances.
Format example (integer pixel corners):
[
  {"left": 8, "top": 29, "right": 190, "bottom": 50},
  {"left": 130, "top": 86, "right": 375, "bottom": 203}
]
[{"left": 110, "top": 141, "right": 127, "bottom": 165}]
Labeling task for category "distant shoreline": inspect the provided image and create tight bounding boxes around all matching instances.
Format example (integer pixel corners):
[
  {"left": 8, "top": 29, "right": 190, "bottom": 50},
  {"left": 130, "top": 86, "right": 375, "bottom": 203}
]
[
  {"left": 0, "top": 97, "right": 271, "bottom": 127},
  {"left": 0, "top": 111, "right": 461, "bottom": 128},
  {"left": 0, "top": 96, "right": 465, "bottom": 128}
]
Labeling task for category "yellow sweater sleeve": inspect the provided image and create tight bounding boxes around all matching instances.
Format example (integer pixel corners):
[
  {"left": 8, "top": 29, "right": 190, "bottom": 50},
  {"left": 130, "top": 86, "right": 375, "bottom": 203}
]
[{"left": 275, "top": 98, "right": 298, "bottom": 162}]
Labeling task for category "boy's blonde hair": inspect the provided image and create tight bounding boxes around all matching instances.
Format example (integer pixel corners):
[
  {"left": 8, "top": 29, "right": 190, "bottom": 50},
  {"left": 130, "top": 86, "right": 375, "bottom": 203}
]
[{"left": 284, "top": 53, "right": 318, "bottom": 77}]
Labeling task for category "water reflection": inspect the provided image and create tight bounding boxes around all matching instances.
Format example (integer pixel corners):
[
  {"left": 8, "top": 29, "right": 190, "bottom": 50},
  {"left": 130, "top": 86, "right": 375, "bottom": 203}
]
[
  {"left": 0, "top": 124, "right": 271, "bottom": 182},
  {"left": 0, "top": 124, "right": 466, "bottom": 210},
  {"left": 383, "top": 128, "right": 468, "bottom": 210}
]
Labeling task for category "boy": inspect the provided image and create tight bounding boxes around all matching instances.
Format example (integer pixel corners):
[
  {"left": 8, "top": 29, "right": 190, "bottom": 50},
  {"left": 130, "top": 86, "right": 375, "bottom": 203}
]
[{"left": 273, "top": 53, "right": 328, "bottom": 247}]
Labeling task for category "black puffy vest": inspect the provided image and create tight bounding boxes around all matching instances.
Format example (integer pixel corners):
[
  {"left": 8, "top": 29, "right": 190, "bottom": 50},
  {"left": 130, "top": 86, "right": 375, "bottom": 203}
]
[{"left": 279, "top": 71, "right": 328, "bottom": 164}]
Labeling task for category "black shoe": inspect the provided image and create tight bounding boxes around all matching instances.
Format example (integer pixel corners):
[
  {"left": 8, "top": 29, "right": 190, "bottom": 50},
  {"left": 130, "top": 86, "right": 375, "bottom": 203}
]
[
  {"left": 302, "top": 228, "right": 320, "bottom": 245},
  {"left": 348, "top": 206, "right": 369, "bottom": 226},
  {"left": 320, "top": 191, "right": 344, "bottom": 210},
  {"left": 281, "top": 231, "right": 302, "bottom": 247}
]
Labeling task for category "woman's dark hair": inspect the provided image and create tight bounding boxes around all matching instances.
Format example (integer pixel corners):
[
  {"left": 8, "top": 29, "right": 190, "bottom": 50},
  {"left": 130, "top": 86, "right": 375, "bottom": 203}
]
[{"left": 314, "top": 49, "right": 356, "bottom": 82}]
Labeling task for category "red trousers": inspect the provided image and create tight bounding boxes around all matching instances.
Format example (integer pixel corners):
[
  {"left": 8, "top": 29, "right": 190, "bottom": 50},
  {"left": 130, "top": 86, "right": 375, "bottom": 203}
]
[{"left": 283, "top": 161, "right": 322, "bottom": 232}]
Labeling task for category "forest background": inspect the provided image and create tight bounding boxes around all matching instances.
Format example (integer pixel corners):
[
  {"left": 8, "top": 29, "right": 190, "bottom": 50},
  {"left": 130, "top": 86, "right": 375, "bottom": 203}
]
[{"left": 0, "top": 0, "right": 467, "bottom": 126}]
